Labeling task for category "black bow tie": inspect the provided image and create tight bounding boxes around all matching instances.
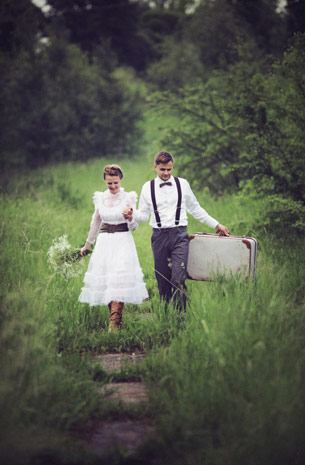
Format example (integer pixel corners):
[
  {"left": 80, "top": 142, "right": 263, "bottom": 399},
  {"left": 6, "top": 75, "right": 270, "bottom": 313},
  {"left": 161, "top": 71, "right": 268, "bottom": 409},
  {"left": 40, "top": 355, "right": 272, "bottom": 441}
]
[{"left": 160, "top": 182, "right": 172, "bottom": 188}]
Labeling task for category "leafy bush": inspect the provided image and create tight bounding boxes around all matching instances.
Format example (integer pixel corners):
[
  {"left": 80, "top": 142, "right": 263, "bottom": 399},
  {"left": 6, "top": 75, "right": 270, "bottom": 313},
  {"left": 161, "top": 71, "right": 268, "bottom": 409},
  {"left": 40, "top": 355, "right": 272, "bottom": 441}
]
[
  {"left": 0, "top": 37, "right": 144, "bottom": 169},
  {"left": 146, "top": 36, "right": 204, "bottom": 90},
  {"left": 150, "top": 34, "right": 304, "bottom": 234}
]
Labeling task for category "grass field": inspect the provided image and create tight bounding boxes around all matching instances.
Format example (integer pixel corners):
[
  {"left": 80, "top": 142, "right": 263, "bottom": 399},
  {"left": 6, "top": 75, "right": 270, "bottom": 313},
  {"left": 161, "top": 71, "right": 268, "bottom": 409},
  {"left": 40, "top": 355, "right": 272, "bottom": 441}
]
[{"left": 0, "top": 120, "right": 305, "bottom": 464}]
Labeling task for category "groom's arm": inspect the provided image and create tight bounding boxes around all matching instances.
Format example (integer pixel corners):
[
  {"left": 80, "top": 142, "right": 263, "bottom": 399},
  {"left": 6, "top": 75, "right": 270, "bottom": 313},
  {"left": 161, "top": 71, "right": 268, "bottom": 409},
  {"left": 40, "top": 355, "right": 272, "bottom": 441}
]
[
  {"left": 133, "top": 183, "right": 151, "bottom": 223},
  {"left": 185, "top": 180, "right": 229, "bottom": 235}
]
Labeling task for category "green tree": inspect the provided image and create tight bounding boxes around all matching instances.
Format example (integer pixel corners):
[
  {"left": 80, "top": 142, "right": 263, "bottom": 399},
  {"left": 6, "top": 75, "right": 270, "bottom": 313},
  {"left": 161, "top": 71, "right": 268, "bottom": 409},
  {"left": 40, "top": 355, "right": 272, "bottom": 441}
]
[
  {"left": 151, "top": 34, "right": 304, "bottom": 234},
  {"left": 238, "top": 33, "right": 305, "bottom": 232},
  {"left": 0, "top": 0, "right": 44, "bottom": 57},
  {"left": 149, "top": 40, "right": 262, "bottom": 194},
  {"left": 45, "top": 0, "right": 157, "bottom": 71},
  {"left": 285, "top": 0, "right": 305, "bottom": 36},
  {"left": 188, "top": 0, "right": 244, "bottom": 71},
  {"left": 146, "top": 36, "right": 204, "bottom": 90},
  {"left": 0, "top": 36, "right": 144, "bottom": 169},
  {"left": 188, "top": 0, "right": 287, "bottom": 71},
  {"left": 227, "top": 0, "right": 286, "bottom": 53}
]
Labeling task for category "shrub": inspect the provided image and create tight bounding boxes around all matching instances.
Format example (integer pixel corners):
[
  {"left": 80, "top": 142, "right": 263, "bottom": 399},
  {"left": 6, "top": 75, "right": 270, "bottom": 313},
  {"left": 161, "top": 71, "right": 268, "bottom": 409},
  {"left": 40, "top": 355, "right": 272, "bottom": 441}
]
[
  {"left": 0, "top": 37, "right": 144, "bottom": 169},
  {"left": 150, "top": 34, "right": 304, "bottom": 234}
]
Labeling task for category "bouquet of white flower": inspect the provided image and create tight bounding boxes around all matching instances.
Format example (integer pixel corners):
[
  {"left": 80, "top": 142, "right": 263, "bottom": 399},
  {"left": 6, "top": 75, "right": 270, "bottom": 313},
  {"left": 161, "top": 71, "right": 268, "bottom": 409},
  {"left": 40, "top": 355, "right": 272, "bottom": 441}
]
[{"left": 47, "top": 234, "right": 91, "bottom": 278}]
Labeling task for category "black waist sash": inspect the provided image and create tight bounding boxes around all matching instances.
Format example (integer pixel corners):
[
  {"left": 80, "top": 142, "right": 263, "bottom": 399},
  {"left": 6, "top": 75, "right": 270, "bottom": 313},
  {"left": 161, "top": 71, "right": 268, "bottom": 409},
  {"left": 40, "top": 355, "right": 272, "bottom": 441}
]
[{"left": 100, "top": 223, "right": 129, "bottom": 233}]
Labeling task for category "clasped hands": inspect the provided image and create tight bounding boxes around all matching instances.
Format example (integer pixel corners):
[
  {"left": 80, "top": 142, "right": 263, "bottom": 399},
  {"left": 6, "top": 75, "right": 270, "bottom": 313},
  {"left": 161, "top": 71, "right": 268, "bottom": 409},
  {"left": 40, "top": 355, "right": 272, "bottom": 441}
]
[{"left": 122, "top": 207, "right": 133, "bottom": 222}]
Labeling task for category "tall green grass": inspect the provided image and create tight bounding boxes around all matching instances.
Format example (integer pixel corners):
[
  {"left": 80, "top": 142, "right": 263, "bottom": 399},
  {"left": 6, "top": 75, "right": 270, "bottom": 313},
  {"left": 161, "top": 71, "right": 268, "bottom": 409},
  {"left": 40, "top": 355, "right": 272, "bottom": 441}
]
[
  {"left": 144, "top": 256, "right": 304, "bottom": 464},
  {"left": 0, "top": 150, "right": 304, "bottom": 464}
]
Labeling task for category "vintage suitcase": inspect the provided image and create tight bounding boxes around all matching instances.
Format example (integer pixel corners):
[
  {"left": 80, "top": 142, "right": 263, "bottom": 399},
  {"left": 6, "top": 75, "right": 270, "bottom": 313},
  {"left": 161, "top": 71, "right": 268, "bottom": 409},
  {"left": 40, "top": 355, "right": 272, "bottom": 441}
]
[{"left": 187, "top": 233, "right": 257, "bottom": 280}]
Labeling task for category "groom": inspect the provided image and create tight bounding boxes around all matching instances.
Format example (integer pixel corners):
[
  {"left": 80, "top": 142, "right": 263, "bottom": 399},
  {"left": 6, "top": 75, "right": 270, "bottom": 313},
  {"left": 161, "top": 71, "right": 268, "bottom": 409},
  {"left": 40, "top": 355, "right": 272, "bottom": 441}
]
[{"left": 123, "top": 151, "right": 229, "bottom": 310}]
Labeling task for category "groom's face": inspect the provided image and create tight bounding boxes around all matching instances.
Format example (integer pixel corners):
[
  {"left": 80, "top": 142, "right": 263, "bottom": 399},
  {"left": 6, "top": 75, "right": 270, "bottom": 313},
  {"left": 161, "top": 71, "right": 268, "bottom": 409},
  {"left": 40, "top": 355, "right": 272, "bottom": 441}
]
[{"left": 154, "top": 161, "right": 173, "bottom": 181}]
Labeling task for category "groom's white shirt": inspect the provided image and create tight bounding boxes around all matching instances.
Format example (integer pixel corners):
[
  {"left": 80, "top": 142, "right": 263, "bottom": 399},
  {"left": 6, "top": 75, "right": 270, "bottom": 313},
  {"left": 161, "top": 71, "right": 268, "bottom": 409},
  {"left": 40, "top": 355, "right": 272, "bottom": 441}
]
[{"left": 133, "top": 176, "right": 218, "bottom": 229}]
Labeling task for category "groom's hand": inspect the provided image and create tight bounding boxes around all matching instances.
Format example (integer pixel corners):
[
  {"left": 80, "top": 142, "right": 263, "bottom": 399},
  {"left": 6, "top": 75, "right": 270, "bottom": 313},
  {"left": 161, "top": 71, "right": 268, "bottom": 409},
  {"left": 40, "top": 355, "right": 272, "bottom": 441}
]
[{"left": 215, "top": 224, "right": 230, "bottom": 236}]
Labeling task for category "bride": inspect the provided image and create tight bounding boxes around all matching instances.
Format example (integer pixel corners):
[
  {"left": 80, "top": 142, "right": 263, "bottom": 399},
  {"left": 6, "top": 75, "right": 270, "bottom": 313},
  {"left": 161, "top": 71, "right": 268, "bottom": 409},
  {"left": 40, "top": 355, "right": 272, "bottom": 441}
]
[{"left": 79, "top": 164, "right": 148, "bottom": 332}]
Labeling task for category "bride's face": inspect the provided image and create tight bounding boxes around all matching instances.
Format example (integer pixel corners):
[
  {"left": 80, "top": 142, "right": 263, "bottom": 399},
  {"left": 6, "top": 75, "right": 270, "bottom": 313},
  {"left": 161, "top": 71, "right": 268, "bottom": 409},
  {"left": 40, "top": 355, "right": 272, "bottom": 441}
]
[{"left": 105, "top": 175, "right": 121, "bottom": 194}]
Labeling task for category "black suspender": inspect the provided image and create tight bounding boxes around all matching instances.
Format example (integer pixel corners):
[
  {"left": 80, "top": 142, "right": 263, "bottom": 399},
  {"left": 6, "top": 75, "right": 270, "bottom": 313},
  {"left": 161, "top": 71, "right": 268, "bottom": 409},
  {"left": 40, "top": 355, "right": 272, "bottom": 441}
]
[
  {"left": 150, "top": 177, "right": 182, "bottom": 228},
  {"left": 150, "top": 179, "right": 161, "bottom": 228},
  {"left": 174, "top": 176, "right": 182, "bottom": 225}
]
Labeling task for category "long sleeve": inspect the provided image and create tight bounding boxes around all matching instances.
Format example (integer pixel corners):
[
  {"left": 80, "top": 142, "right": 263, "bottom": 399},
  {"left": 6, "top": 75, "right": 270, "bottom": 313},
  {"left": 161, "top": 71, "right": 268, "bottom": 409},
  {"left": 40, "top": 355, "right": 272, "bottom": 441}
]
[
  {"left": 86, "top": 207, "right": 102, "bottom": 244},
  {"left": 133, "top": 183, "right": 151, "bottom": 223},
  {"left": 184, "top": 180, "right": 218, "bottom": 228},
  {"left": 126, "top": 191, "right": 138, "bottom": 231}
]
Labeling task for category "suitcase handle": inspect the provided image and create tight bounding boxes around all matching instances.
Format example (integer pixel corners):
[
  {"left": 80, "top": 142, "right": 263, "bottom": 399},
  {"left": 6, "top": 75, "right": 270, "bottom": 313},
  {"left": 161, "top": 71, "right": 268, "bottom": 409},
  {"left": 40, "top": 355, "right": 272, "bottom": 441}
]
[{"left": 193, "top": 232, "right": 255, "bottom": 240}]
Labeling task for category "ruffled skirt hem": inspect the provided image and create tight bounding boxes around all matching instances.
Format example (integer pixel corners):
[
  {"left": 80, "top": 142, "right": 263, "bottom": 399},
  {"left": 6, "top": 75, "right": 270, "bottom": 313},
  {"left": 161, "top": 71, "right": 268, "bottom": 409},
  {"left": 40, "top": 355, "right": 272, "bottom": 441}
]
[
  {"left": 79, "top": 283, "right": 148, "bottom": 306},
  {"left": 78, "top": 230, "right": 148, "bottom": 307}
]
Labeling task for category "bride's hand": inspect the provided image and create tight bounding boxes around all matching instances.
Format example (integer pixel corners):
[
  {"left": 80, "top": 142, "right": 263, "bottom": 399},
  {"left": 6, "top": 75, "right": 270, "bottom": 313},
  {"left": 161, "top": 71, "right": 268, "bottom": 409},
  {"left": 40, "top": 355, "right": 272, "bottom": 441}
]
[
  {"left": 80, "top": 245, "right": 90, "bottom": 257},
  {"left": 122, "top": 207, "right": 133, "bottom": 221}
]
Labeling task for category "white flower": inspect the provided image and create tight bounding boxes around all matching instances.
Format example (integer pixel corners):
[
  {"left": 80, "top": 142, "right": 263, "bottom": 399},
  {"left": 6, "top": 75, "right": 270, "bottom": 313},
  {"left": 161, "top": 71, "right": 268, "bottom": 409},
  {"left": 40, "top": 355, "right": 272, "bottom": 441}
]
[{"left": 47, "top": 234, "right": 85, "bottom": 278}]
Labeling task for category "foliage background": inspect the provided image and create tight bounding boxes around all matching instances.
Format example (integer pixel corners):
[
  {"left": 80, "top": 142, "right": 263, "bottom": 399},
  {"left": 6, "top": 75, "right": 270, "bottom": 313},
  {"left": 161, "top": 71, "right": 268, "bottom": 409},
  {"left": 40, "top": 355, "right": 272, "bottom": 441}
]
[
  {"left": 0, "top": 1, "right": 305, "bottom": 464},
  {"left": 0, "top": 0, "right": 305, "bottom": 234}
]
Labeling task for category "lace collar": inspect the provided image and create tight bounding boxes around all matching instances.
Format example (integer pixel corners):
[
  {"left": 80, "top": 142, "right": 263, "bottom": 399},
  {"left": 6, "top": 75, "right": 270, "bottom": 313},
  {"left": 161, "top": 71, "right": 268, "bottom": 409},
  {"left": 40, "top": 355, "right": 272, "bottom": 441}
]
[
  {"left": 103, "top": 187, "right": 125, "bottom": 199},
  {"left": 101, "top": 187, "right": 125, "bottom": 208}
]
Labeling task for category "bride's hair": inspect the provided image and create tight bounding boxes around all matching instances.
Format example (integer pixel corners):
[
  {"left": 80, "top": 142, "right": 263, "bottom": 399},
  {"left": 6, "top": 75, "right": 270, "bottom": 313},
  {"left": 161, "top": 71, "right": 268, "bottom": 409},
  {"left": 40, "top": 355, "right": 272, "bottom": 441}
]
[{"left": 103, "top": 164, "right": 123, "bottom": 179}]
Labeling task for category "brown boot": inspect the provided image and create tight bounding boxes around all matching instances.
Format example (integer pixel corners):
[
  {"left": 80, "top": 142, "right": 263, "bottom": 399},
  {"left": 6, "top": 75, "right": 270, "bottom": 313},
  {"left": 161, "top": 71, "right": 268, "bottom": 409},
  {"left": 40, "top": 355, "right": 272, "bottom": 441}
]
[{"left": 108, "top": 301, "right": 124, "bottom": 332}]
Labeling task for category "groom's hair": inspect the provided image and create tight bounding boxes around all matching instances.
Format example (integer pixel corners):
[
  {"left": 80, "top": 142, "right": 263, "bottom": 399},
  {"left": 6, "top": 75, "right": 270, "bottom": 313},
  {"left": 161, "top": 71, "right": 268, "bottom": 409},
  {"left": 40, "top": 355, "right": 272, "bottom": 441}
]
[
  {"left": 154, "top": 151, "right": 174, "bottom": 165},
  {"left": 103, "top": 164, "right": 123, "bottom": 179}
]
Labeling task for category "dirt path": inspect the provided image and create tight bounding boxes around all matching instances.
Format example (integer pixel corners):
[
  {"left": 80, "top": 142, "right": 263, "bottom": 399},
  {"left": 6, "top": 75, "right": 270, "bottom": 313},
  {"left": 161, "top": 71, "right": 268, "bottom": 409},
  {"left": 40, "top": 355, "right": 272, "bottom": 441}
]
[
  {"left": 92, "top": 352, "right": 147, "bottom": 371},
  {"left": 71, "top": 352, "right": 155, "bottom": 457}
]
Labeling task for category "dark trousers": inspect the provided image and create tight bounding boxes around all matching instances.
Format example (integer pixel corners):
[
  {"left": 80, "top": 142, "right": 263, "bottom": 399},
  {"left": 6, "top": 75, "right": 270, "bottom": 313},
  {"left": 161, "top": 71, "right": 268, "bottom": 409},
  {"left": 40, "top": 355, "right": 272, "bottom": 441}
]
[{"left": 151, "top": 226, "right": 189, "bottom": 311}]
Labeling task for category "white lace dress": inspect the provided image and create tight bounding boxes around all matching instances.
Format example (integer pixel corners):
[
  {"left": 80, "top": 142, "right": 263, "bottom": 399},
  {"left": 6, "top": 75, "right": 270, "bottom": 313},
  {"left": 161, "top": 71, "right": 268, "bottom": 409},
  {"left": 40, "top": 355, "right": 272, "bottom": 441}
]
[{"left": 79, "top": 188, "right": 148, "bottom": 306}]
